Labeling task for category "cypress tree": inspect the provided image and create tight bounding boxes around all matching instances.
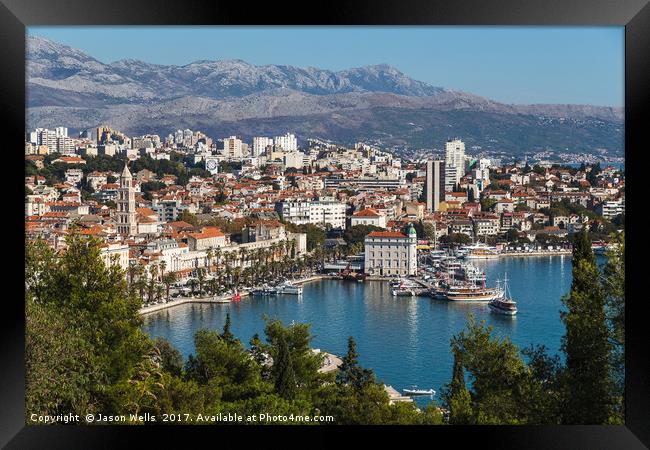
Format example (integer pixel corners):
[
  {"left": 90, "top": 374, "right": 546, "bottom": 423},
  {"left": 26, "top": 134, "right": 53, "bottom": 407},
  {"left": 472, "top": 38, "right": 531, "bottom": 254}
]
[
  {"left": 560, "top": 230, "right": 613, "bottom": 424},
  {"left": 443, "top": 351, "right": 474, "bottom": 424},
  {"left": 273, "top": 335, "right": 297, "bottom": 400}
]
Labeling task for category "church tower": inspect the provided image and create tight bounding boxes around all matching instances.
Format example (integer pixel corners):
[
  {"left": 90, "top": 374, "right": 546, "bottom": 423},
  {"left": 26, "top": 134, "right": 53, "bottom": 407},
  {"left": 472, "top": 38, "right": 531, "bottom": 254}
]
[{"left": 117, "top": 163, "right": 137, "bottom": 236}]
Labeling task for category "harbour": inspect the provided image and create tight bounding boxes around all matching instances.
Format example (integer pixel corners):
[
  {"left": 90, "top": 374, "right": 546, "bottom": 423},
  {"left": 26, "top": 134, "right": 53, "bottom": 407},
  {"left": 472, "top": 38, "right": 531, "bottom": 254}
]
[{"left": 143, "top": 254, "right": 576, "bottom": 408}]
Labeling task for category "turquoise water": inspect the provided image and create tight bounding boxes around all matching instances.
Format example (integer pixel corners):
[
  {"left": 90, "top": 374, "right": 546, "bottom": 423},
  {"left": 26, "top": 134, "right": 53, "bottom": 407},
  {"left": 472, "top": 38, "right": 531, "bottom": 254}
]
[{"left": 143, "top": 255, "right": 573, "bottom": 407}]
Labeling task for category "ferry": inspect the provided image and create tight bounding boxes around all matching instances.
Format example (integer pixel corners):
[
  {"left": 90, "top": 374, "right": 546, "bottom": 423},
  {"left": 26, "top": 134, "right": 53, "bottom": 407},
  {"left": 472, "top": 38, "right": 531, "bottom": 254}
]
[
  {"left": 403, "top": 386, "right": 436, "bottom": 396},
  {"left": 435, "top": 281, "right": 502, "bottom": 302},
  {"left": 488, "top": 277, "right": 517, "bottom": 315},
  {"left": 460, "top": 243, "right": 500, "bottom": 260}
]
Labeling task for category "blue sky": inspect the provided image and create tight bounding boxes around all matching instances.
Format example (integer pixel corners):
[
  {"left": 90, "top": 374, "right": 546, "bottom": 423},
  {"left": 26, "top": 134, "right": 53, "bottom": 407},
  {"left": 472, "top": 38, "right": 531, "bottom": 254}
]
[{"left": 29, "top": 26, "right": 624, "bottom": 107}]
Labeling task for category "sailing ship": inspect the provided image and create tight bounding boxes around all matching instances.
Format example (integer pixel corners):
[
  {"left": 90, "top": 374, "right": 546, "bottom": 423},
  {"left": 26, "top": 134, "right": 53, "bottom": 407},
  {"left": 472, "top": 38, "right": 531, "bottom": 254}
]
[{"left": 488, "top": 276, "right": 518, "bottom": 315}]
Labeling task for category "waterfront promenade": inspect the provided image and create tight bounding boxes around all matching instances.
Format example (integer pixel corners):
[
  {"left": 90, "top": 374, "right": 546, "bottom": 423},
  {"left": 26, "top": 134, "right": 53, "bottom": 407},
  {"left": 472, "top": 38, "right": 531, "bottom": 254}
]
[
  {"left": 499, "top": 249, "right": 572, "bottom": 258},
  {"left": 139, "top": 274, "right": 326, "bottom": 315}
]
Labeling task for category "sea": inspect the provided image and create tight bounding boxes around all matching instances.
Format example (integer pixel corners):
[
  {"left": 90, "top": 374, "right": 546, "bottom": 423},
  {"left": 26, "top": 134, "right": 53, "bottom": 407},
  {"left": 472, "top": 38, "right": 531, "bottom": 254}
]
[{"left": 143, "top": 255, "right": 584, "bottom": 408}]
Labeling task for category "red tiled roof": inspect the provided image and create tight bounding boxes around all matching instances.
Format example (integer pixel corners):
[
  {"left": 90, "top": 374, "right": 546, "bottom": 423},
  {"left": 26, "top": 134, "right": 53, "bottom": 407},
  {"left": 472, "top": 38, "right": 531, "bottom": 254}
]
[
  {"left": 353, "top": 208, "right": 381, "bottom": 217},
  {"left": 367, "top": 231, "right": 407, "bottom": 238}
]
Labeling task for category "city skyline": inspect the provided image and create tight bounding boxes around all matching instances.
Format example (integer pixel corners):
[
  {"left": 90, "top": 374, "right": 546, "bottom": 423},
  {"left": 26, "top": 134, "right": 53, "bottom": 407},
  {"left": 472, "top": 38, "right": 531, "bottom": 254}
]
[{"left": 29, "top": 26, "right": 624, "bottom": 107}]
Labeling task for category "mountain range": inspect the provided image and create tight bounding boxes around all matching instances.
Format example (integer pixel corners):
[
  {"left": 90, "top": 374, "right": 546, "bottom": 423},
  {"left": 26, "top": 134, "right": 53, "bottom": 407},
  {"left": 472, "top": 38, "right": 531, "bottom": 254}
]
[{"left": 26, "top": 35, "right": 624, "bottom": 157}]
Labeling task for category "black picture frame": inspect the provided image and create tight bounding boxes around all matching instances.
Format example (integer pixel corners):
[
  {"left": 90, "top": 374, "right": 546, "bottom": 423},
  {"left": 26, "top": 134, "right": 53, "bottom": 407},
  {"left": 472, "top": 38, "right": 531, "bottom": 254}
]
[{"left": 2, "top": 0, "right": 648, "bottom": 448}]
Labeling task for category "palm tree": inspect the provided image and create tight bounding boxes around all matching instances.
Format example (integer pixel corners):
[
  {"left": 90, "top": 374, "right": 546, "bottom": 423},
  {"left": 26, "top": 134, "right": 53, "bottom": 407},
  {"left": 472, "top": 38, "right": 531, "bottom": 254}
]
[
  {"left": 159, "top": 260, "right": 167, "bottom": 279},
  {"left": 162, "top": 272, "right": 177, "bottom": 301},
  {"left": 155, "top": 284, "right": 165, "bottom": 303},
  {"left": 206, "top": 247, "right": 214, "bottom": 274},
  {"left": 197, "top": 268, "right": 206, "bottom": 295},
  {"left": 187, "top": 278, "right": 198, "bottom": 296},
  {"left": 233, "top": 267, "right": 242, "bottom": 289},
  {"left": 148, "top": 264, "right": 159, "bottom": 303},
  {"left": 239, "top": 247, "right": 248, "bottom": 270}
]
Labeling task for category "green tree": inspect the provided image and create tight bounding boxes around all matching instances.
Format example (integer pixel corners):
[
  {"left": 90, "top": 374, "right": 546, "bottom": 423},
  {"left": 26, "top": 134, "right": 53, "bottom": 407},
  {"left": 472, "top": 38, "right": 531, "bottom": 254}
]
[
  {"left": 602, "top": 232, "right": 625, "bottom": 421},
  {"left": 560, "top": 230, "right": 614, "bottom": 424},
  {"left": 221, "top": 313, "right": 238, "bottom": 345},
  {"left": 336, "top": 337, "right": 374, "bottom": 390},
  {"left": 180, "top": 210, "right": 199, "bottom": 226},
  {"left": 25, "top": 233, "right": 148, "bottom": 417},
  {"left": 342, "top": 225, "right": 384, "bottom": 247},
  {"left": 153, "top": 337, "right": 184, "bottom": 377},
  {"left": 273, "top": 335, "right": 297, "bottom": 400},
  {"left": 442, "top": 351, "right": 473, "bottom": 424}
]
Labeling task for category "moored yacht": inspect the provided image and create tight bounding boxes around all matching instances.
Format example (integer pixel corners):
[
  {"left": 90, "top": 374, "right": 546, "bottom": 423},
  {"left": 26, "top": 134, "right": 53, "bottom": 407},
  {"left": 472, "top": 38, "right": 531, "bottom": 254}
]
[
  {"left": 275, "top": 281, "right": 303, "bottom": 295},
  {"left": 436, "top": 281, "right": 502, "bottom": 302}
]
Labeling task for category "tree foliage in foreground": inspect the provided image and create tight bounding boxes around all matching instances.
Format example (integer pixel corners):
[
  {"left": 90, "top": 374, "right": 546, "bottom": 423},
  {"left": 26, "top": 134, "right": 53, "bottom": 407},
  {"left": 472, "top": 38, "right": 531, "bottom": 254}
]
[
  {"left": 442, "top": 229, "right": 624, "bottom": 425},
  {"left": 25, "top": 236, "right": 438, "bottom": 424}
]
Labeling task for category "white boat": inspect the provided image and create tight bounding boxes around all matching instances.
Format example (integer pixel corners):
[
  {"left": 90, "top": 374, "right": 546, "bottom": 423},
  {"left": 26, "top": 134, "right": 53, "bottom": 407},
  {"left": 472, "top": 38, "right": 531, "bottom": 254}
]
[
  {"left": 437, "top": 281, "right": 502, "bottom": 302},
  {"left": 488, "top": 277, "right": 518, "bottom": 315},
  {"left": 392, "top": 287, "right": 415, "bottom": 296},
  {"left": 403, "top": 386, "right": 436, "bottom": 396},
  {"left": 275, "top": 281, "right": 303, "bottom": 295},
  {"left": 460, "top": 242, "right": 500, "bottom": 260}
]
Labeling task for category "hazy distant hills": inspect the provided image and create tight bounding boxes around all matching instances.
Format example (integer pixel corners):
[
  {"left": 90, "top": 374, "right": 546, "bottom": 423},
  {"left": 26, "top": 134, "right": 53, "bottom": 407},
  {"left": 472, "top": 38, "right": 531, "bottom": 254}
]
[{"left": 27, "top": 36, "right": 624, "bottom": 156}]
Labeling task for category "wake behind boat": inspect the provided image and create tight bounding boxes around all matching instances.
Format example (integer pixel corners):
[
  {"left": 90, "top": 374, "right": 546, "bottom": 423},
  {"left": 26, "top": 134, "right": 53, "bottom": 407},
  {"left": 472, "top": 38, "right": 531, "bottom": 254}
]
[{"left": 403, "top": 386, "right": 436, "bottom": 396}]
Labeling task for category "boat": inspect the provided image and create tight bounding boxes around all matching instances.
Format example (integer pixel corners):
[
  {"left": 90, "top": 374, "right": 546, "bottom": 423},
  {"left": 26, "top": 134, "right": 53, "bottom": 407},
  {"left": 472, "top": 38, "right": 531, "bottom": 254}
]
[
  {"left": 488, "top": 277, "right": 517, "bottom": 315},
  {"left": 275, "top": 281, "right": 303, "bottom": 295},
  {"left": 403, "top": 386, "right": 436, "bottom": 396},
  {"left": 459, "top": 242, "right": 500, "bottom": 260},
  {"left": 392, "top": 287, "right": 416, "bottom": 296},
  {"left": 232, "top": 290, "right": 241, "bottom": 302},
  {"left": 436, "top": 281, "right": 502, "bottom": 302},
  {"left": 252, "top": 284, "right": 278, "bottom": 296}
]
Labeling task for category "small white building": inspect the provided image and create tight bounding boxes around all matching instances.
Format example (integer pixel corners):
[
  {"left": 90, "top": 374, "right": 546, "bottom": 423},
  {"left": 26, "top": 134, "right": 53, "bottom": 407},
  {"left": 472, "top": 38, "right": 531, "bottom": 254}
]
[{"left": 351, "top": 208, "right": 387, "bottom": 229}]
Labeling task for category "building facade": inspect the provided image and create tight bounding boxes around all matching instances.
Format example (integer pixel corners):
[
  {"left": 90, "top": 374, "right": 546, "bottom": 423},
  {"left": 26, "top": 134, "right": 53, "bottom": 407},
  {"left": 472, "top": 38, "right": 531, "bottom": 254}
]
[
  {"left": 116, "top": 164, "right": 137, "bottom": 236},
  {"left": 364, "top": 225, "right": 417, "bottom": 276},
  {"left": 425, "top": 159, "right": 445, "bottom": 212},
  {"left": 444, "top": 138, "right": 466, "bottom": 188}
]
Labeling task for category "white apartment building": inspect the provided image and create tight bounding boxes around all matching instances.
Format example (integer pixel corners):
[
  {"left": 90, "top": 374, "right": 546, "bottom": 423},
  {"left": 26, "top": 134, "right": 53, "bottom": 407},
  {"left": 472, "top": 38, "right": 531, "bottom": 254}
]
[
  {"left": 473, "top": 218, "right": 500, "bottom": 236},
  {"left": 222, "top": 136, "right": 244, "bottom": 158},
  {"left": 445, "top": 138, "right": 466, "bottom": 187},
  {"left": 274, "top": 133, "right": 298, "bottom": 152},
  {"left": 596, "top": 198, "right": 625, "bottom": 219},
  {"left": 253, "top": 137, "right": 274, "bottom": 157},
  {"left": 283, "top": 151, "right": 306, "bottom": 169},
  {"left": 151, "top": 198, "right": 186, "bottom": 222},
  {"left": 276, "top": 200, "right": 347, "bottom": 229},
  {"left": 364, "top": 226, "right": 418, "bottom": 276},
  {"left": 64, "top": 168, "right": 84, "bottom": 185}
]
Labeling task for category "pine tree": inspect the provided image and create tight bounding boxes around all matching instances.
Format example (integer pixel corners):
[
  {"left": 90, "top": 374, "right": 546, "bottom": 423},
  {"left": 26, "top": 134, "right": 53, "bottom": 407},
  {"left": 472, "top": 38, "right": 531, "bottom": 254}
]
[
  {"left": 560, "top": 229, "right": 613, "bottom": 424},
  {"left": 336, "top": 336, "right": 374, "bottom": 390},
  {"left": 220, "top": 313, "right": 237, "bottom": 345},
  {"left": 273, "top": 335, "right": 297, "bottom": 400}
]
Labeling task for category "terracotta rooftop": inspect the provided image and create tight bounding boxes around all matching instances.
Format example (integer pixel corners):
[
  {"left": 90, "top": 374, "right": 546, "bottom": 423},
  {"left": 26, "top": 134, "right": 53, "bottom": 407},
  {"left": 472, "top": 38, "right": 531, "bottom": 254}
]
[
  {"left": 353, "top": 208, "right": 381, "bottom": 217},
  {"left": 367, "top": 231, "right": 407, "bottom": 238}
]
